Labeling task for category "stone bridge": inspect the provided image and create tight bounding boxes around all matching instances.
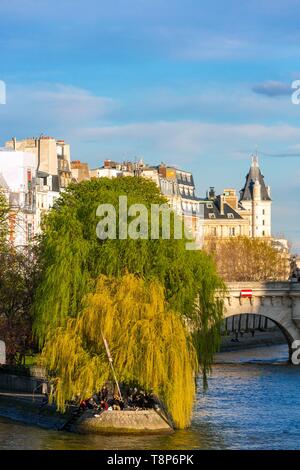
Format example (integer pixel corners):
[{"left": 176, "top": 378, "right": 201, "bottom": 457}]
[{"left": 217, "top": 282, "right": 300, "bottom": 361}]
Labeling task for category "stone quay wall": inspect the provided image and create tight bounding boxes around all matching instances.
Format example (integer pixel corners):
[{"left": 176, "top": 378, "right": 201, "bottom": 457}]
[{"left": 74, "top": 409, "right": 174, "bottom": 434}]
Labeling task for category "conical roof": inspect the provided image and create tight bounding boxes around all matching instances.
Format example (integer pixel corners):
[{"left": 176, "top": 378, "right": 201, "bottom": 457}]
[{"left": 239, "top": 156, "right": 271, "bottom": 201}]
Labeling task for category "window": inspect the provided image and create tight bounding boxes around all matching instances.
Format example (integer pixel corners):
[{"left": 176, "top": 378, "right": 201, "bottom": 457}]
[
  {"left": 262, "top": 209, "right": 265, "bottom": 215},
  {"left": 262, "top": 230, "right": 265, "bottom": 236},
  {"left": 227, "top": 213, "right": 234, "bottom": 219},
  {"left": 209, "top": 213, "right": 216, "bottom": 219},
  {"left": 229, "top": 227, "right": 235, "bottom": 236},
  {"left": 206, "top": 202, "right": 213, "bottom": 209},
  {"left": 263, "top": 220, "right": 265, "bottom": 226},
  {"left": 27, "top": 223, "right": 33, "bottom": 241}
]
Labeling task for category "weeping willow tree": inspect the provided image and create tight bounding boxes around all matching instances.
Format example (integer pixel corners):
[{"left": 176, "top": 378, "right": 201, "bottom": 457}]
[
  {"left": 34, "top": 177, "right": 225, "bottom": 427},
  {"left": 42, "top": 274, "right": 197, "bottom": 428}
]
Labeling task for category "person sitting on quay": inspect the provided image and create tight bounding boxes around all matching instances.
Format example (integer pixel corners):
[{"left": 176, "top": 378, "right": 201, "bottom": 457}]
[
  {"left": 108, "top": 394, "right": 124, "bottom": 411},
  {"left": 100, "top": 400, "right": 109, "bottom": 411},
  {"left": 98, "top": 385, "right": 108, "bottom": 402}
]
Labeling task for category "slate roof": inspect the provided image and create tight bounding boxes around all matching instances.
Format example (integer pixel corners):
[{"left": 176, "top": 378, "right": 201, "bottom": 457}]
[
  {"left": 240, "top": 157, "right": 271, "bottom": 201},
  {"left": 203, "top": 200, "right": 243, "bottom": 220}
]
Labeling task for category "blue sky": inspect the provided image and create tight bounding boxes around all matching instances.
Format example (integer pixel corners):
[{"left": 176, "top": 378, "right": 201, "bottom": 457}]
[{"left": 0, "top": 0, "right": 300, "bottom": 250}]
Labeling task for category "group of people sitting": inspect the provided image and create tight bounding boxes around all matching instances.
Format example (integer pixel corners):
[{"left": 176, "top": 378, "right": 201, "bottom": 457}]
[
  {"left": 78, "top": 385, "right": 158, "bottom": 414},
  {"left": 126, "top": 387, "right": 157, "bottom": 409}
]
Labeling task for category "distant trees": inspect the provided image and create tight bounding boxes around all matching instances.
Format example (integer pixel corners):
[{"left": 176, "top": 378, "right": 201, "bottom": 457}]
[
  {"left": 0, "top": 187, "right": 40, "bottom": 365},
  {"left": 204, "top": 236, "right": 289, "bottom": 282},
  {"left": 0, "top": 247, "right": 41, "bottom": 364}
]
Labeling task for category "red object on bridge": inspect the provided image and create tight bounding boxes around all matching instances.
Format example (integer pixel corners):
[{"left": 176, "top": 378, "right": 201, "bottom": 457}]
[{"left": 240, "top": 289, "right": 253, "bottom": 298}]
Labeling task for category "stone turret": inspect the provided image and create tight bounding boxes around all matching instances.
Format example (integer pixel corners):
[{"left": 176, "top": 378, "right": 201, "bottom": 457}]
[{"left": 239, "top": 155, "right": 272, "bottom": 238}]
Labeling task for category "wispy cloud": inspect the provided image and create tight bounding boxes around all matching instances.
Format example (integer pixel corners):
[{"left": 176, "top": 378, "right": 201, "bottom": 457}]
[
  {"left": 75, "top": 120, "right": 300, "bottom": 165},
  {"left": 252, "top": 81, "right": 292, "bottom": 97},
  {"left": 261, "top": 151, "right": 300, "bottom": 158}
]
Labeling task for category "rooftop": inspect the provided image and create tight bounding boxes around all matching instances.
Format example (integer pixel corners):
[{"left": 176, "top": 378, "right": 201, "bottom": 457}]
[{"left": 240, "top": 156, "right": 271, "bottom": 202}]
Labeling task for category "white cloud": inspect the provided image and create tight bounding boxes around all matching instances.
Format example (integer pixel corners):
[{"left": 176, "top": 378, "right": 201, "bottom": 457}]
[
  {"left": 0, "top": 83, "right": 117, "bottom": 139},
  {"left": 78, "top": 120, "right": 300, "bottom": 162},
  {"left": 172, "top": 33, "right": 248, "bottom": 60}
]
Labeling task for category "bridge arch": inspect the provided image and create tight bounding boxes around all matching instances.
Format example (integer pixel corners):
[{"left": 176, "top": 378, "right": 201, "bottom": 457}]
[
  {"left": 218, "top": 282, "right": 300, "bottom": 362},
  {"left": 222, "top": 312, "right": 292, "bottom": 354}
]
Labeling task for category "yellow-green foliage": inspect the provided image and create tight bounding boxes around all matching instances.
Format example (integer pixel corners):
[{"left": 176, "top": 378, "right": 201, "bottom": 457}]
[
  {"left": 205, "top": 236, "right": 289, "bottom": 281},
  {"left": 42, "top": 273, "right": 198, "bottom": 429}
]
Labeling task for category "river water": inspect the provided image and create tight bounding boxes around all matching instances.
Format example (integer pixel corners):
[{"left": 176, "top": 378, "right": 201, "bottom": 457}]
[{"left": 1, "top": 344, "right": 300, "bottom": 450}]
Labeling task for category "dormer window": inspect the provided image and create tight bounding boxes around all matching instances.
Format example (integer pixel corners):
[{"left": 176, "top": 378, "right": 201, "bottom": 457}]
[
  {"left": 209, "top": 213, "right": 216, "bottom": 219},
  {"left": 227, "top": 213, "right": 234, "bottom": 219}
]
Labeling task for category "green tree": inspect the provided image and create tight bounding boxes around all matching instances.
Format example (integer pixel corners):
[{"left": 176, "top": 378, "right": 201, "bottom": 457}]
[
  {"left": 0, "top": 188, "right": 40, "bottom": 365},
  {"left": 34, "top": 177, "right": 224, "bottom": 426},
  {"left": 0, "top": 246, "right": 41, "bottom": 364}
]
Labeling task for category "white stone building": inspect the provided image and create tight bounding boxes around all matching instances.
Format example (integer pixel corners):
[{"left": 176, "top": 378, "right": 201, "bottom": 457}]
[
  {"left": 0, "top": 136, "right": 75, "bottom": 246},
  {"left": 0, "top": 144, "right": 62, "bottom": 246},
  {"left": 0, "top": 148, "right": 36, "bottom": 246}
]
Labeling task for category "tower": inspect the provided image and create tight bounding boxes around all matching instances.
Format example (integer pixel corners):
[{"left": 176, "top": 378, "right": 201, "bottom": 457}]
[{"left": 239, "top": 156, "right": 272, "bottom": 238}]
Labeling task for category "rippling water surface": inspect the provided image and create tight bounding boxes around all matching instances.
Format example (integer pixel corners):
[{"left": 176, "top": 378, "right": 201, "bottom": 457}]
[{"left": 1, "top": 344, "right": 300, "bottom": 450}]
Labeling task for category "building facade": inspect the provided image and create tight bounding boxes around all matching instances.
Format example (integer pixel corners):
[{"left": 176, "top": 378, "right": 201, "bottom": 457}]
[
  {"left": 5, "top": 136, "right": 72, "bottom": 190},
  {"left": 89, "top": 157, "right": 273, "bottom": 243},
  {"left": 0, "top": 149, "right": 36, "bottom": 246},
  {"left": 202, "top": 188, "right": 249, "bottom": 239},
  {"left": 0, "top": 136, "right": 73, "bottom": 246},
  {"left": 71, "top": 160, "right": 90, "bottom": 183}
]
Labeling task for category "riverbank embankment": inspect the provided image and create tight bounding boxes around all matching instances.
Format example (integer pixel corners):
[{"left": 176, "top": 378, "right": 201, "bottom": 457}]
[
  {"left": 0, "top": 367, "right": 173, "bottom": 434},
  {"left": 0, "top": 365, "right": 71, "bottom": 430},
  {"left": 0, "top": 392, "right": 71, "bottom": 430},
  {"left": 220, "top": 330, "right": 286, "bottom": 352},
  {"left": 0, "top": 392, "right": 174, "bottom": 434}
]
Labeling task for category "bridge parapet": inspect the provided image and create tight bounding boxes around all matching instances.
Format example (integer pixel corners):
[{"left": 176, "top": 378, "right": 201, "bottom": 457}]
[{"left": 224, "top": 282, "right": 300, "bottom": 297}]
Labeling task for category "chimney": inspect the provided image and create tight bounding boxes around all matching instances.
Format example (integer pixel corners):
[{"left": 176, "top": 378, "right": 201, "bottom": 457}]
[
  {"left": 217, "top": 194, "right": 225, "bottom": 215},
  {"left": 159, "top": 163, "right": 166, "bottom": 178},
  {"left": 208, "top": 187, "right": 216, "bottom": 199},
  {"left": 104, "top": 159, "right": 112, "bottom": 169},
  {"left": 223, "top": 188, "right": 238, "bottom": 210},
  {"left": 12, "top": 137, "right": 17, "bottom": 150}
]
